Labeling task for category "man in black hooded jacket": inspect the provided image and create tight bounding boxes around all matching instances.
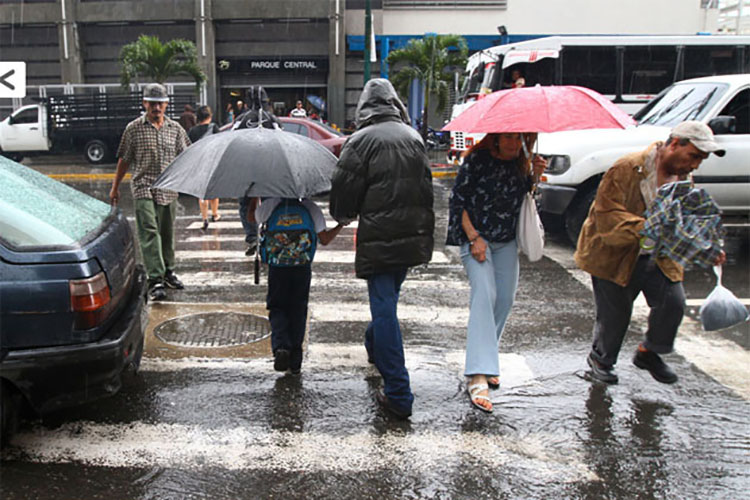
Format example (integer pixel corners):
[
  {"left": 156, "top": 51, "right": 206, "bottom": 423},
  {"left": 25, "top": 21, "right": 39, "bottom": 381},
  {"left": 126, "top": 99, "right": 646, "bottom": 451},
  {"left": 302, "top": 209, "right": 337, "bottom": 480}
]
[{"left": 330, "top": 79, "right": 435, "bottom": 419}]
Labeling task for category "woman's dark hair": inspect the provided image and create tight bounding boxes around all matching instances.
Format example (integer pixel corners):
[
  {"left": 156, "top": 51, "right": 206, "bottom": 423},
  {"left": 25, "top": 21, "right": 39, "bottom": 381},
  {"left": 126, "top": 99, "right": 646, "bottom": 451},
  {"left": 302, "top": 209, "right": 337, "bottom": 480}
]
[
  {"left": 196, "top": 105, "right": 212, "bottom": 122},
  {"left": 462, "top": 132, "right": 535, "bottom": 177}
]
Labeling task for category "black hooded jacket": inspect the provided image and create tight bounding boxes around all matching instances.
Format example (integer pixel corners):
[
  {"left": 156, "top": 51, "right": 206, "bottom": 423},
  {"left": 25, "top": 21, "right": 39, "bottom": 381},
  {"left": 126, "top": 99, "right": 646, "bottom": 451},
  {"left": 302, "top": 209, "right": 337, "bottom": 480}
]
[{"left": 330, "top": 79, "right": 435, "bottom": 278}]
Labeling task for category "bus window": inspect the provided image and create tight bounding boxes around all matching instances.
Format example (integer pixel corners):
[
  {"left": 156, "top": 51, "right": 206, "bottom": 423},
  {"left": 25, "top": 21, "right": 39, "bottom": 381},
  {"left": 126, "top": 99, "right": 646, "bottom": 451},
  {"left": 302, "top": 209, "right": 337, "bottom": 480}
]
[
  {"left": 561, "top": 47, "right": 617, "bottom": 95},
  {"left": 502, "top": 61, "right": 556, "bottom": 88},
  {"left": 684, "top": 46, "right": 742, "bottom": 79},
  {"left": 623, "top": 46, "right": 678, "bottom": 95}
]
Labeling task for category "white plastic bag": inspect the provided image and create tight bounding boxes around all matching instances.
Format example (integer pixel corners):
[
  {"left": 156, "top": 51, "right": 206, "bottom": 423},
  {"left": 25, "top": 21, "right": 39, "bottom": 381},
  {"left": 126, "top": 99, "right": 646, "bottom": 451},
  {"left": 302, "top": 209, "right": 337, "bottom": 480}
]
[
  {"left": 699, "top": 266, "right": 749, "bottom": 331},
  {"left": 517, "top": 192, "right": 545, "bottom": 262}
]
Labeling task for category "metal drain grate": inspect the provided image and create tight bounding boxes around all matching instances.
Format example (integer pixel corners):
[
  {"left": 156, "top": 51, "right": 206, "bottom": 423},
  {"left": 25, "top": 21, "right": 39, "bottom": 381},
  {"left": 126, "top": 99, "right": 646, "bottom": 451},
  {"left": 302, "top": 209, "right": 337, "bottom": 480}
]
[{"left": 153, "top": 312, "right": 271, "bottom": 348}]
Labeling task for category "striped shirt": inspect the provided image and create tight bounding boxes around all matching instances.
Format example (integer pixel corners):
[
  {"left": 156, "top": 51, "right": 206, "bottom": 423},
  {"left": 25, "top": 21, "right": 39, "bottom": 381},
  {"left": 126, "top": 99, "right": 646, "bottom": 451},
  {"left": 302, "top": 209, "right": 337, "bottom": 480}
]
[{"left": 117, "top": 115, "right": 191, "bottom": 204}]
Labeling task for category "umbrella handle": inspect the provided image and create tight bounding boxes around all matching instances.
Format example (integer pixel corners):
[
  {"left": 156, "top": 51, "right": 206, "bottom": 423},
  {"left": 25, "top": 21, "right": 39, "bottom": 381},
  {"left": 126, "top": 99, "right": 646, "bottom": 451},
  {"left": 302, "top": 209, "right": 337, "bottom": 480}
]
[{"left": 254, "top": 251, "right": 260, "bottom": 285}]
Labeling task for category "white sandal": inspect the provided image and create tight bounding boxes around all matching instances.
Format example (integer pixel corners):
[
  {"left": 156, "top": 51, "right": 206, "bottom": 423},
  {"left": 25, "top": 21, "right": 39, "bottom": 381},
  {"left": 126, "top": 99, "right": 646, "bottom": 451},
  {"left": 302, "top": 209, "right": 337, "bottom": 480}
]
[{"left": 467, "top": 383, "right": 493, "bottom": 413}]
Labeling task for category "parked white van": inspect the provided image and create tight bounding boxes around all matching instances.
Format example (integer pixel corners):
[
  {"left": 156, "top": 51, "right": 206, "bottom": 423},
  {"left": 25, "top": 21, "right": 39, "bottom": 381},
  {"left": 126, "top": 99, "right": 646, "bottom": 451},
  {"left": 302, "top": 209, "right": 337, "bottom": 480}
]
[{"left": 537, "top": 74, "right": 750, "bottom": 243}]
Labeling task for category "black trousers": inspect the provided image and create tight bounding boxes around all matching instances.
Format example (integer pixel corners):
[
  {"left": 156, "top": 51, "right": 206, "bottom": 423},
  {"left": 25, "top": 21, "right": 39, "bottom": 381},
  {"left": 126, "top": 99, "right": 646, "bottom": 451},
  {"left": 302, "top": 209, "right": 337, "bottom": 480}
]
[
  {"left": 267, "top": 265, "right": 312, "bottom": 369},
  {"left": 590, "top": 256, "right": 686, "bottom": 367}
]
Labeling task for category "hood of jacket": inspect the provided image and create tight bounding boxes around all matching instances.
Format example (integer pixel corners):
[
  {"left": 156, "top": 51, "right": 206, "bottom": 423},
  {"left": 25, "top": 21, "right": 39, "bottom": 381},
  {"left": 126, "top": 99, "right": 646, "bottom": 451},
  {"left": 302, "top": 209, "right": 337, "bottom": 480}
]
[{"left": 355, "top": 78, "right": 411, "bottom": 130}]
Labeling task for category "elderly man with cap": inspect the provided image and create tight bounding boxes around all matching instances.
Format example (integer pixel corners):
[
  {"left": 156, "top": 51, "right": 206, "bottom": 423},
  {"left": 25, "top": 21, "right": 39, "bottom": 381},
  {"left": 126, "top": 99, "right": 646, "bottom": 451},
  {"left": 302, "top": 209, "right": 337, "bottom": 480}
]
[
  {"left": 575, "top": 120, "right": 727, "bottom": 385},
  {"left": 109, "top": 83, "right": 191, "bottom": 301}
]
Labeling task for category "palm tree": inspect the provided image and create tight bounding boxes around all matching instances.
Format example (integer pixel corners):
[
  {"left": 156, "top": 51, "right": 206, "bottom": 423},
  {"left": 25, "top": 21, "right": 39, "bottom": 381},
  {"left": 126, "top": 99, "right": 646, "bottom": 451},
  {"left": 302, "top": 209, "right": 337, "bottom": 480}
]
[
  {"left": 119, "top": 35, "right": 206, "bottom": 91},
  {"left": 387, "top": 34, "right": 468, "bottom": 139}
]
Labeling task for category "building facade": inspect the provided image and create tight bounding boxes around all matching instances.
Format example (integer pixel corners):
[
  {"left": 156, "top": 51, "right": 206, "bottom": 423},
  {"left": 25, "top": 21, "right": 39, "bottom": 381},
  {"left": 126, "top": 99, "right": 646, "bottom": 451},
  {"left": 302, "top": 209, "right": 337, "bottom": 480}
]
[{"left": 0, "top": 0, "right": 722, "bottom": 128}]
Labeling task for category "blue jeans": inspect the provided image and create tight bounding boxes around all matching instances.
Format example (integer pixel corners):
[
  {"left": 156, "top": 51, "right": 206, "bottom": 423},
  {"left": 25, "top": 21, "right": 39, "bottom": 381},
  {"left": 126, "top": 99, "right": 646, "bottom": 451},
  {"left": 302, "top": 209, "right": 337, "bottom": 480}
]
[
  {"left": 238, "top": 197, "right": 258, "bottom": 244},
  {"left": 460, "top": 240, "right": 519, "bottom": 377},
  {"left": 365, "top": 268, "right": 413, "bottom": 412}
]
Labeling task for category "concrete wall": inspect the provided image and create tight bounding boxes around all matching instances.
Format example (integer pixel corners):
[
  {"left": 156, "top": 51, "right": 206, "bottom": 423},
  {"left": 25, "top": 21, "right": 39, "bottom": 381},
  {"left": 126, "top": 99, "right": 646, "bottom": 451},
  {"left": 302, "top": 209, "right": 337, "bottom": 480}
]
[{"left": 382, "top": 0, "right": 719, "bottom": 36}]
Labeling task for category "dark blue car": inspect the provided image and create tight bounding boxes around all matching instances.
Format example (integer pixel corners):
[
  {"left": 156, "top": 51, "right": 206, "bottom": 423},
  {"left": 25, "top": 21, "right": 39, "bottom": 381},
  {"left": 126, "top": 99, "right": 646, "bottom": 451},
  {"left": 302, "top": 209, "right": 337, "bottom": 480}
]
[{"left": 0, "top": 157, "right": 147, "bottom": 445}]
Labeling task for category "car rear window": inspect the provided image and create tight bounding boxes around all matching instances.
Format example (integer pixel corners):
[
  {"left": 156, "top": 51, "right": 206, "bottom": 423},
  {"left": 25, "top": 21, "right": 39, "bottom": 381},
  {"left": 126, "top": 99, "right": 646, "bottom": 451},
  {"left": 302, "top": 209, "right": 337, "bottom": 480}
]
[{"left": 0, "top": 157, "right": 111, "bottom": 249}]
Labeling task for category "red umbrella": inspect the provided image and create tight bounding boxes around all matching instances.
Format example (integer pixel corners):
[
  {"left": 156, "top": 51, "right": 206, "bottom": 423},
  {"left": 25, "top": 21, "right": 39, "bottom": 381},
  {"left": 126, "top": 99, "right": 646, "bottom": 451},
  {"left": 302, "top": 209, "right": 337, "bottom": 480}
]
[{"left": 443, "top": 85, "right": 635, "bottom": 133}]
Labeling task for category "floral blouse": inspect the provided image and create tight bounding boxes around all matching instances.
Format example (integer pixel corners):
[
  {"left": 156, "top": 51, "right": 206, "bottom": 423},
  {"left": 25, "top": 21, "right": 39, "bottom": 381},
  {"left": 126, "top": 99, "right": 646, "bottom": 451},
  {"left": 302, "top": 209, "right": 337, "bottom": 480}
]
[{"left": 446, "top": 148, "right": 533, "bottom": 246}]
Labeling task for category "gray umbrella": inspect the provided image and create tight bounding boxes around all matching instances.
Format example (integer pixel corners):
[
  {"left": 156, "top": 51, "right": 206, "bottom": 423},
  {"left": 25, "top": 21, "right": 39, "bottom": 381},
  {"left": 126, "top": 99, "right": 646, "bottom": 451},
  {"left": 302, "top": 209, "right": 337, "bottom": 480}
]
[{"left": 153, "top": 127, "right": 337, "bottom": 199}]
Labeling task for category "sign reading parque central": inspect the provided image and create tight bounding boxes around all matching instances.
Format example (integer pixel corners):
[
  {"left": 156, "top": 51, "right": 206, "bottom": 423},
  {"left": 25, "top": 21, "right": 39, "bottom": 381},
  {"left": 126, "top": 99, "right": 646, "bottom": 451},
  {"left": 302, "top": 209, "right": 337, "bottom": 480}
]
[
  {"left": 223, "top": 58, "right": 329, "bottom": 73},
  {"left": 251, "top": 60, "right": 319, "bottom": 70}
]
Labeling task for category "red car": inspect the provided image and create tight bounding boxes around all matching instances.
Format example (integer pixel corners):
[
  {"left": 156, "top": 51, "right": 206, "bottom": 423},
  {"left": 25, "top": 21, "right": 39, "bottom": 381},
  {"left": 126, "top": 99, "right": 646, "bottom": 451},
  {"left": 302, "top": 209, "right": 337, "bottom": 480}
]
[{"left": 278, "top": 117, "right": 347, "bottom": 157}]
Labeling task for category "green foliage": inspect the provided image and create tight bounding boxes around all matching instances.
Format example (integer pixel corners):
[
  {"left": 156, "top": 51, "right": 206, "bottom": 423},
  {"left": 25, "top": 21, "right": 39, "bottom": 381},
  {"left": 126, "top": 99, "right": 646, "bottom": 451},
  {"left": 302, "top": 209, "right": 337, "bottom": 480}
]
[
  {"left": 119, "top": 35, "right": 206, "bottom": 91},
  {"left": 387, "top": 34, "right": 468, "bottom": 136}
]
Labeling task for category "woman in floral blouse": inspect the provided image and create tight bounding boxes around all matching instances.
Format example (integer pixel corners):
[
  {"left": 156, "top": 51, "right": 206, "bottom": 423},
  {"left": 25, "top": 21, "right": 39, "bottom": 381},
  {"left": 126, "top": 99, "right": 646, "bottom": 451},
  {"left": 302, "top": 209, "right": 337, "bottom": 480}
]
[{"left": 447, "top": 132, "right": 547, "bottom": 413}]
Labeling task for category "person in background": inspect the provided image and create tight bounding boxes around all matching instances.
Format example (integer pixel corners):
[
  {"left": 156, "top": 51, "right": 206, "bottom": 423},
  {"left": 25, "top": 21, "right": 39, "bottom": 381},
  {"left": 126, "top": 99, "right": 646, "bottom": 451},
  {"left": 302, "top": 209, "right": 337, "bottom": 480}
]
[
  {"left": 109, "top": 83, "right": 190, "bottom": 301},
  {"left": 178, "top": 104, "right": 197, "bottom": 131},
  {"left": 188, "top": 105, "right": 221, "bottom": 230},
  {"left": 446, "top": 132, "right": 546, "bottom": 413},
  {"left": 290, "top": 100, "right": 307, "bottom": 118},
  {"left": 330, "top": 78, "right": 435, "bottom": 420},
  {"left": 576, "top": 121, "right": 727, "bottom": 386},
  {"left": 234, "top": 86, "right": 282, "bottom": 256},
  {"left": 226, "top": 102, "right": 235, "bottom": 124}
]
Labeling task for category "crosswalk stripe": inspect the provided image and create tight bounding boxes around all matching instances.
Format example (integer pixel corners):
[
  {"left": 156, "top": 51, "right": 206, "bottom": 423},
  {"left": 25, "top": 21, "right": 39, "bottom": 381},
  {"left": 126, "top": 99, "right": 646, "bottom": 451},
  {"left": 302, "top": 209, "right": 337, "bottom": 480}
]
[
  {"left": 2, "top": 420, "right": 595, "bottom": 480},
  {"left": 175, "top": 250, "right": 451, "bottom": 264},
  {"left": 310, "top": 302, "right": 467, "bottom": 325},
  {"left": 186, "top": 220, "right": 360, "bottom": 231},
  {"left": 176, "top": 271, "right": 470, "bottom": 291}
]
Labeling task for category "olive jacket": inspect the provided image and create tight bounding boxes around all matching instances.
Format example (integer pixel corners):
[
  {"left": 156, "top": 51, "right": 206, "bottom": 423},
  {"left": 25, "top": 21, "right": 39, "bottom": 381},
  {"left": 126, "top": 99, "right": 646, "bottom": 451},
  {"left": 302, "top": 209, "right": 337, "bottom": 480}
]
[{"left": 574, "top": 143, "right": 683, "bottom": 287}]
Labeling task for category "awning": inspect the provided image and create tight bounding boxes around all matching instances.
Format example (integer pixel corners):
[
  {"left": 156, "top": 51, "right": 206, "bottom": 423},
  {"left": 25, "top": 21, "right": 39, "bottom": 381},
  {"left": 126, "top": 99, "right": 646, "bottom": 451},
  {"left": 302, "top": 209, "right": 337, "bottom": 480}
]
[{"left": 502, "top": 49, "right": 560, "bottom": 69}]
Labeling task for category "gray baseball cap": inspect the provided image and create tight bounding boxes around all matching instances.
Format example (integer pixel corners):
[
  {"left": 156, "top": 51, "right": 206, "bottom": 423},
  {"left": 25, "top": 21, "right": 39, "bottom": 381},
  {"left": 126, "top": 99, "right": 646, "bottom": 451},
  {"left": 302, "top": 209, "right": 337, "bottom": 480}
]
[
  {"left": 143, "top": 83, "right": 169, "bottom": 102},
  {"left": 670, "top": 121, "right": 725, "bottom": 157}
]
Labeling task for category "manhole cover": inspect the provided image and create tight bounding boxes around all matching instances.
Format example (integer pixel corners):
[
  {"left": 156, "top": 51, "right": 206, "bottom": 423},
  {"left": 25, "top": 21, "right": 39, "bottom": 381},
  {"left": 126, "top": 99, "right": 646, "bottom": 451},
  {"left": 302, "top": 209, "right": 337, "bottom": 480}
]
[{"left": 153, "top": 312, "right": 271, "bottom": 347}]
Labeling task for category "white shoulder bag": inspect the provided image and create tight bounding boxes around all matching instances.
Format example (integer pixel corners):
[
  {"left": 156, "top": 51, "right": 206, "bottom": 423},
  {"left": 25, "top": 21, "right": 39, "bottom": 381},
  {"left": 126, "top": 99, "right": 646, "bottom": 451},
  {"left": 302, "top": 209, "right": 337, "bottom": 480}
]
[{"left": 516, "top": 192, "right": 545, "bottom": 262}]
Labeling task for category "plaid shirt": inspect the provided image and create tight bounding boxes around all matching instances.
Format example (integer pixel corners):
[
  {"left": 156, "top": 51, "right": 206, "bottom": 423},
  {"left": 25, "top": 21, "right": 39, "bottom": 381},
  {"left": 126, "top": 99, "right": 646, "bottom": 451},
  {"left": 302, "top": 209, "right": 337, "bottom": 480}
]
[
  {"left": 641, "top": 180, "right": 724, "bottom": 269},
  {"left": 117, "top": 115, "right": 191, "bottom": 204}
]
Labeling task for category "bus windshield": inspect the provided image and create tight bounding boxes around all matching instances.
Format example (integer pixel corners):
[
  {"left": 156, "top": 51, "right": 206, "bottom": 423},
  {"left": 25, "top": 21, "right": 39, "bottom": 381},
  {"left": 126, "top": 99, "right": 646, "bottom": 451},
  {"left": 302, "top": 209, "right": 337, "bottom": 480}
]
[{"left": 634, "top": 82, "right": 728, "bottom": 127}]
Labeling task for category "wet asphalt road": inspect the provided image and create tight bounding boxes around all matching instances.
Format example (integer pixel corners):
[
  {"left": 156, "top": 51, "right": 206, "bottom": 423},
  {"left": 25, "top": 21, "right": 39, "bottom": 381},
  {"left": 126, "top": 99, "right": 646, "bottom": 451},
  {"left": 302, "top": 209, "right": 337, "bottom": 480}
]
[{"left": 0, "top": 156, "right": 748, "bottom": 499}]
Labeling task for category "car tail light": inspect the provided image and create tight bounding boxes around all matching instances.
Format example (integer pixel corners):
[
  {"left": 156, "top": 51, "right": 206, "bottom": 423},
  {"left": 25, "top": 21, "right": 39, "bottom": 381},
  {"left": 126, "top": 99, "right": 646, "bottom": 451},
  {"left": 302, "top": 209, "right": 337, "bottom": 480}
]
[{"left": 70, "top": 272, "right": 111, "bottom": 330}]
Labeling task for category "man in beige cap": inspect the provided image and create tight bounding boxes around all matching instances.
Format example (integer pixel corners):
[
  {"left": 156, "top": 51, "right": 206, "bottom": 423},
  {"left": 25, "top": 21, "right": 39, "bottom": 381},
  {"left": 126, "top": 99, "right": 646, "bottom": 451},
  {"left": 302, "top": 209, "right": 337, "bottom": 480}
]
[
  {"left": 575, "top": 121, "right": 727, "bottom": 385},
  {"left": 109, "top": 83, "right": 191, "bottom": 301}
]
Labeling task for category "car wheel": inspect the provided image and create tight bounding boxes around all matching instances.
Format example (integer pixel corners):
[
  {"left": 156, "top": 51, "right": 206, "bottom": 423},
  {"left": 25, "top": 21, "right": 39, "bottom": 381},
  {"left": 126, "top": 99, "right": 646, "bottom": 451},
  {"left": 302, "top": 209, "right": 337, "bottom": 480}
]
[
  {"left": 565, "top": 189, "right": 597, "bottom": 246},
  {"left": 1, "top": 151, "right": 24, "bottom": 162},
  {"left": 84, "top": 139, "right": 109, "bottom": 164},
  {"left": 0, "top": 381, "right": 19, "bottom": 449}
]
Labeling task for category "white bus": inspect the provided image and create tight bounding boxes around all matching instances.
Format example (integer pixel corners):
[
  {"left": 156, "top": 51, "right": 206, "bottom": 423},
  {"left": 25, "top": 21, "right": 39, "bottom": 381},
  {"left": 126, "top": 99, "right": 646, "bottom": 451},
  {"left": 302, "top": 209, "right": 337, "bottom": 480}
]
[{"left": 448, "top": 34, "right": 750, "bottom": 160}]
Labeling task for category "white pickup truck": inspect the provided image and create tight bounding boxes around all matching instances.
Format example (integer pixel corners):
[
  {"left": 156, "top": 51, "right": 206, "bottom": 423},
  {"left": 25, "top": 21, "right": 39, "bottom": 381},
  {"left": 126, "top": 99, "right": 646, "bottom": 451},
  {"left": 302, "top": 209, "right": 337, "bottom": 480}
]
[
  {"left": 0, "top": 91, "right": 194, "bottom": 164},
  {"left": 536, "top": 74, "right": 750, "bottom": 243}
]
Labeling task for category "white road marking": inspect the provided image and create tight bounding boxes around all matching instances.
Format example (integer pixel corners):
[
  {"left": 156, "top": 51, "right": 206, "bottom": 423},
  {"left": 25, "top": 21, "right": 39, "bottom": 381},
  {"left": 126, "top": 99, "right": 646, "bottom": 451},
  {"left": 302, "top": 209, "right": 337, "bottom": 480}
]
[
  {"left": 175, "top": 250, "right": 450, "bottom": 264},
  {"left": 310, "top": 302, "right": 467, "bottom": 326},
  {"left": 3, "top": 422, "right": 595, "bottom": 480},
  {"left": 176, "top": 271, "right": 469, "bottom": 292},
  {"left": 186, "top": 219, "right": 358, "bottom": 231}
]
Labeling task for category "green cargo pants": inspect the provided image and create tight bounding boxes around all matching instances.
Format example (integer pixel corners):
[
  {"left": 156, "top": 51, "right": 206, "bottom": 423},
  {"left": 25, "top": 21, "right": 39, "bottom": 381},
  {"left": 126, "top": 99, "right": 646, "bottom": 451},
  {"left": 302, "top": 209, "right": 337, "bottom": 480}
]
[{"left": 134, "top": 198, "right": 176, "bottom": 285}]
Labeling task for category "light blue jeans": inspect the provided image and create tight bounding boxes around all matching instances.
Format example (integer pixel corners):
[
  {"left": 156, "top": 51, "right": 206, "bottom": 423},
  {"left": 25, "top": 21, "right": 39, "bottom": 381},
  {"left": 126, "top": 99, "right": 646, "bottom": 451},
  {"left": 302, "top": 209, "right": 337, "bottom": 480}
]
[{"left": 460, "top": 239, "right": 519, "bottom": 377}]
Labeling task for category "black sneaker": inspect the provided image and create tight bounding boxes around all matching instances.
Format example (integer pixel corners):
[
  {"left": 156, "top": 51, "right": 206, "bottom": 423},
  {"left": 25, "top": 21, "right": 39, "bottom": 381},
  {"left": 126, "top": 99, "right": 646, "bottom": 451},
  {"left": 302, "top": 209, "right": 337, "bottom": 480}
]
[
  {"left": 148, "top": 281, "right": 167, "bottom": 302},
  {"left": 202, "top": 219, "right": 209, "bottom": 231},
  {"left": 587, "top": 352, "right": 618, "bottom": 384},
  {"left": 290, "top": 349, "right": 303, "bottom": 374},
  {"left": 633, "top": 349, "right": 678, "bottom": 384},
  {"left": 375, "top": 389, "right": 412, "bottom": 420},
  {"left": 164, "top": 270, "right": 184, "bottom": 290},
  {"left": 245, "top": 242, "right": 257, "bottom": 256},
  {"left": 274, "top": 349, "right": 290, "bottom": 372}
]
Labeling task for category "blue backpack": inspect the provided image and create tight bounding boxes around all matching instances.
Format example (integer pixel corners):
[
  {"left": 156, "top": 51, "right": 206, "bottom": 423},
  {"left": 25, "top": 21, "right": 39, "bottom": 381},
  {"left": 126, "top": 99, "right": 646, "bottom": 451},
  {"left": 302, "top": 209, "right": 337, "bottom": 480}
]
[{"left": 260, "top": 200, "right": 318, "bottom": 267}]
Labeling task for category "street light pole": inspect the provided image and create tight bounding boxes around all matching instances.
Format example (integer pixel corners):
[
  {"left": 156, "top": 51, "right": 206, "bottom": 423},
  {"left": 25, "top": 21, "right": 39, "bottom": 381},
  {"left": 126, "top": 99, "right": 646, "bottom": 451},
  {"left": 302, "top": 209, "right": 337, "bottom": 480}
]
[{"left": 364, "top": 0, "right": 372, "bottom": 83}]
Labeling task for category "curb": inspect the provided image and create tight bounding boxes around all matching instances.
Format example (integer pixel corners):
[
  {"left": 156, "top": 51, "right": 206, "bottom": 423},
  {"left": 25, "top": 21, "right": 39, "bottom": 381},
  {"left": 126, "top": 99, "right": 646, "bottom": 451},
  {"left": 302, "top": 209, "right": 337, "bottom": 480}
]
[{"left": 430, "top": 163, "right": 458, "bottom": 179}]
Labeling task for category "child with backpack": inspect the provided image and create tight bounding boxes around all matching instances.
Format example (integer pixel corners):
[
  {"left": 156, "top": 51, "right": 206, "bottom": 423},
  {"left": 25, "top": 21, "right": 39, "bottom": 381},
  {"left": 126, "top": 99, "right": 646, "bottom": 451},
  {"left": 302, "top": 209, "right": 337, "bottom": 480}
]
[{"left": 254, "top": 198, "right": 346, "bottom": 374}]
